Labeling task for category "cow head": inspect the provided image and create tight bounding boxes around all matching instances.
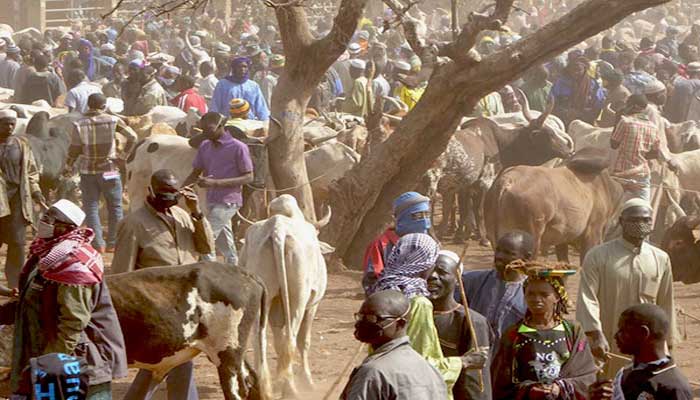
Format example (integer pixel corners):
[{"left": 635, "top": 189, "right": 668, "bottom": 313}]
[
  {"left": 519, "top": 94, "right": 574, "bottom": 161},
  {"left": 268, "top": 195, "right": 335, "bottom": 253},
  {"left": 661, "top": 216, "right": 700, "bottom": 284}
]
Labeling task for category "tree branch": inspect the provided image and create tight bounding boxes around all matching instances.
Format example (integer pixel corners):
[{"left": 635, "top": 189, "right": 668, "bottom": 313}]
[{"left": 440, "top": 0, "right": 514, "bottom": 64}]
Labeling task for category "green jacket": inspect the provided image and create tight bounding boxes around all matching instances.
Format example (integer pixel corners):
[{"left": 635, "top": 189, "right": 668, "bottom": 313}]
[{"left": 0, "top": 135, "right": 41, "bottom": 221}]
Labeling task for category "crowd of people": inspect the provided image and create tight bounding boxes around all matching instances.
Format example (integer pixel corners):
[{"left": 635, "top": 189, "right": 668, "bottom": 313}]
[{"left": 0, "top": 0, "right": 698, "bottom": 399}]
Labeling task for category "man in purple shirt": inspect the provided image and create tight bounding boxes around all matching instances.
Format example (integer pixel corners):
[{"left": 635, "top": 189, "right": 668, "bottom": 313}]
[{"left": 184, "top": 112, "right": 253, "bottom": 265}]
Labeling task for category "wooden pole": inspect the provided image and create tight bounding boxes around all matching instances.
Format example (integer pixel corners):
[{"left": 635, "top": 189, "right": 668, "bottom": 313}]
[
  {"left": 451, "top": 0, "right": 458, "bottom": 40},
  {"left": 455, "top": 242, "right": 484, "bottom": 392}
]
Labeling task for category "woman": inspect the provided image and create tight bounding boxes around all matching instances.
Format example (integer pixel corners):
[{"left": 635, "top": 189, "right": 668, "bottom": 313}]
[
  {"left": 77, "top": 39, "right": 97, "bottom": 81},
  {"left": 491, "top": 262, "right": 597, "bottom": 400},
  {"left": 370, "top": 233, "right": 484, "bottom": 399},
  {"left": 10, "top": 199, "right": 127, "bottom": 399}
]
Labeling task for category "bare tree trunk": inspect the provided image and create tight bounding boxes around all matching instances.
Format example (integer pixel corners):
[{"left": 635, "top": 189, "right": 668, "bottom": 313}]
[
  {"left": 321, "top": 0, "right": 671, "bottom": 268},
  {"left": 266, "top": 0, "right": 367, "bottom": 221}
]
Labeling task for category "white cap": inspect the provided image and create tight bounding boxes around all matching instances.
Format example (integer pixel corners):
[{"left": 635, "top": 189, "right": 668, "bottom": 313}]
[
  {"left": 622, "top": 198, "right": 652, "bottom": 212},
  {"left": 189, "top": 36, "right": 202, "bottom": 47},
  {"left": 100, "top": 43, "right": 115, "bottom": 52},
  {"left": 348, "top": 42, "right": 361, "bottom": 54},
  {"left": 349, "top": 58, "right": 366, "bottom": 70},
  {"left": 688, "top": 62, "right": 700, "bottom": 73},
  {"left": 0, "top": 109, "right": 18, "bottom": 119},
  {"left": 438, "top": 250, "right": 463, "bottom": 273},
  {"left": 52, "top": 199, "right": 86, "bottom": 226},
  {"left": 643, "top": 79, "right": 666, "bottom": 95},
  {"left": 393, "top": 60, "right": 411, "bottom": 72}
]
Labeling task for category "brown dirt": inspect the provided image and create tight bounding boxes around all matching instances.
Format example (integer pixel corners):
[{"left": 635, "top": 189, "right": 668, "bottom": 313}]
[{"left": 2, "top": 240, "right": 700, "bottom": 399}]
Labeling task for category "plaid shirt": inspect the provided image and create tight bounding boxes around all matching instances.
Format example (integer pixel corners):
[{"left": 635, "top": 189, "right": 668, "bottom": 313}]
[
  {"left": 66, "top": 111, "right": 137, "bottom": 175},
  {"left": 611, "top": 113, "right": 660, "bottom": 178}
]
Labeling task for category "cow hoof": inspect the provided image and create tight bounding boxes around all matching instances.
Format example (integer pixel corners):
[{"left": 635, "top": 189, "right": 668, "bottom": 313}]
[{"left": 281, "top": 380, "right": 299, "bottom": 399}]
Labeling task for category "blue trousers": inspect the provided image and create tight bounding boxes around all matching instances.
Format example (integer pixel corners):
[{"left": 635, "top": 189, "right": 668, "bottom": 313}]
[{"left": 80, "top": 173, "right": 123, "bottom": 249}]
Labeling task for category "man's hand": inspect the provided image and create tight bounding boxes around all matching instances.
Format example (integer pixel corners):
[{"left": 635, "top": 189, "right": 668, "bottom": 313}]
[
  {"left": 529, "top": 383, "right": 560, "bottom": 400},
  {"left": 197, "top": 176, "right": 218, "bottom": 188},
  {"left": 589, "top": 380, "right": 613, "bottom": 400},
  {"left": 180, "top": 186, "right": 201, "bottom": 214},
  {"left": 460, "top": 348, "right": 488, "bottom": 370},
  {"left": 32, "top": 191, "right": 48, "bottom": 211},
  {"left": 587, "top": 330, "right": 611, "bottom": 362}
]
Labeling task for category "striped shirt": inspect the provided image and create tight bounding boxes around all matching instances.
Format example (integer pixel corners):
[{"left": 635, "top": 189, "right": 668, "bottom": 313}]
[
  {"left": 67, "top": 111, "right": 137, "bottom": 175},
  {"left": 611, "top": 113, "right": 660, "bottom": 177}
]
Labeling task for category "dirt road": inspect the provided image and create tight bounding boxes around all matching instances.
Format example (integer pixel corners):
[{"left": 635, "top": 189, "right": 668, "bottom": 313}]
[{"left": 2, "top": 241, "right": 700, "bottom": 398}]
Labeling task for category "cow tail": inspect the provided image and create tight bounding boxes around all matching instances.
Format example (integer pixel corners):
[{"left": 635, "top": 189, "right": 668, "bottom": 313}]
[
  {"left": 492, "top": 168, "right": 513, "bottom": 241},
  {"left": 271, "top": 228, "right": 294, "bottom": 351}
]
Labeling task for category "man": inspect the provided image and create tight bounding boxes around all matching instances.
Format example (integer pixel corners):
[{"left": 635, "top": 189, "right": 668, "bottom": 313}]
[
  {"left": 210, "top": 57, "right": 270, "bottom": 120},
  {"left": 65, "top": 93, "right": 138, "bottom": 253},
  {"left": 599, "top": 69, "right": 630, "bottom": 127},
  {"left": 184, "top": 112, "right": 253, "bottom": 266},
  {"left": 171, "top": 74, "right": 208, "bottom": 115},
  {"left": 590, "top": 305, "right": 693, "bottom": 400},
  {"left": 64, "top": 69, "right": 103, "bottom": 113},
  {"left": 0, "top": 43, "right": 21, "bottom": 89},
  {"left": 102, "top": 62, "right": 126, "bottom": 98},
  {"left": 520, "top": 64, "right": 552, "bottom": 112},
  {"left": 0, "top": 109, "right": 46, "bottom": 287},
  {"left": 10, "top": 199, "right": 127, "bottom": 398},
  {"left": 551, "top": 56, "right": 605, "bottom": 125},
  {"left": 362, "top": 192, "right": 431, "bottom": 293},
  {"left": 623, "top": 56, "right": 658, "bottom": 95},
  {"left": 428, "top": 250, "right": 493, "bottom": 400},
  {"left": 258, "top": 54, "right": 284, "bottom": 108},
  {"left": 17, "top": 53, "right": 65, "bottom": 106},
  {"left": 342, "top": 59, "right": 372, "bottom": 118},
  {"left": 657, "top": 26, "right": 680, "bottom": 61},
  {"left": 113, "top": 169, "right": 214, "bottom": 400},
  {"left": 341, "top": 289, "right": 448, "bottom": 399},
  {"left": 458, "top": 231, "right": 532, "bottom": 341},
  {"left": 666, "top": 61, "right": 700, "bottom": 122},
  {"left": 577, "top": 199, "right": 676, "bottom": 379},
  {"left": 133, "top": 65, "right": 169, "bottom": 115},
  {"left": 196, "top": 61, "right": 218, "bottom": 102},
  {"left": 610, "top": 94, "right": 674, "bottom": 202}
]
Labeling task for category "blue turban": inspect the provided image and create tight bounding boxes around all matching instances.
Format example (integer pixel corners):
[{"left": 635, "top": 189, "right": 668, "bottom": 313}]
[
  {"left": 228, "top": 56, "right": 251, "bottom": 83},
  {"left": 393, "top": 191, "right": 431, "bottom": 236}
]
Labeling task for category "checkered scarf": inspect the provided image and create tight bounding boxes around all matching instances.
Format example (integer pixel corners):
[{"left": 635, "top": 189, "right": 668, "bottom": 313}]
[
  {"left": 370, "top": 233, "right": 439, "bottom": 298},
  {"left": 28, "top": 228, "right": 104, "bottom": 286}
]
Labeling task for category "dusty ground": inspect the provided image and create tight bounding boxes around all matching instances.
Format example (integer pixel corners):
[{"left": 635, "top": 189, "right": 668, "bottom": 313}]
[{"left": 2, "top": 239, "right": 700, "bottom": 399}]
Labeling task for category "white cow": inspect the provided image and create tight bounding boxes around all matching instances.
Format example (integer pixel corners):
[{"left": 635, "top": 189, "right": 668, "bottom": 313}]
[
  {"left": 126, "top": 135, "right": 360, "bottom": 213},
  {"left": 238, "top": 194, "right": 332, "bottom": 397}
]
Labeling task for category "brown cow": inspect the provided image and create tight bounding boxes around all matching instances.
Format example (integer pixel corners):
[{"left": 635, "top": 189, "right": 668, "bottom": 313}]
[
  {"left": 484, "top": 148, "right": 623, "bottom": 263},
  {"left": 0, "top": 263, "right": 267, "bottom": 400},
  {"left": 661, "top": 216, "right": 700, "bottom": 284}
]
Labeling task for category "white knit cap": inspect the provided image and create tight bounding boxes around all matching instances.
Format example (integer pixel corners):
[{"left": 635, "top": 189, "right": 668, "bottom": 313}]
[
  {"left": 349, "top": 59, "right": 366, "bottom": 70},
  {"left": 0, "top": 109, "right": 17, "bottom": 119},
  {"left": 348, "top": 42, "right": 361, "bottom": 54},
  {"left": 643, "top": 79, "right": 666, "bottom": 95},
  {"left": 52, "top": 199, "right": 86, "bottom": 226},
  {"left": 622, "top": 198, "right": 652, "bottom": 212},
  {"left": 438, "top": 249, "right": 463, "bottom": 273}
]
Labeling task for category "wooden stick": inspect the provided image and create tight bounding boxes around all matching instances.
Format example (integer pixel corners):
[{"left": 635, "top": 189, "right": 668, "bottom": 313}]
[
  {"left": 455, "top": 242, "right": 485, "bottom": 392},
  {"left": 321, "top": 342, "right": 366, "bottom": 400}
]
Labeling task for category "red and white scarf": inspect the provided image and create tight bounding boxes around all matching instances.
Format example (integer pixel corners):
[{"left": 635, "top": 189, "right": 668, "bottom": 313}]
[{"left": 28, "top": 228, "right": 104, "bottom": 286}]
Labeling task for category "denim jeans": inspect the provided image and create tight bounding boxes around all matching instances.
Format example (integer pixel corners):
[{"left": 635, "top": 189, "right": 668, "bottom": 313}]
[
  {"left": 124, "top": 362, "right": 199, "bottom": 400},
  {"left": 80, "top": 173, "right": 123, "bottom": 249},
  {"left": 622, "top": 174, "right": 651, "bottom": 203},
  {"left": 202, "top": 202, "right": 240, "bottom": 265}
]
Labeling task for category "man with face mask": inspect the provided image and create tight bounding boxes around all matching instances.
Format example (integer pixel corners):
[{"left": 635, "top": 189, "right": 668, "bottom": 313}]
[
  {"left": 457, "top": 231, "right": 532, "bottom": 341},
  {"left": 10, "top": 199, "right": 127, "bottom": 399},
  {"left": 0, "top": 109, "right": 47, "bottom": 288},
  {"left": 341, "top": 289, "right": 448, "bottom": 399},
  {"left": 428, "top": 250, "right": 493, "bottom": 400},
  {"left": 577, "top": 198, "right": 676, "bottom": 380},
  {"left": 362, "top": 191, "right": 431, "bottom": 294},
  {"left": 112, "top": 169, "right": 213, "bottom": 400}
]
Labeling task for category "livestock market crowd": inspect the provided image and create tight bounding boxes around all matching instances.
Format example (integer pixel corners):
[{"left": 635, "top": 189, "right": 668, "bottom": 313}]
[{"left": 1, "top": 0, "right": 700, "bottom": 399}]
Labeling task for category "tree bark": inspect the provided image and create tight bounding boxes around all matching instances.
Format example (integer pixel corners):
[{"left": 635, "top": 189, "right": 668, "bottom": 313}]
[
  {"left": 267, "top": 0, "right": 367, "bottom": 220},
  {"left": 321, "top": 0, "right": 671, "bottom": 268}
]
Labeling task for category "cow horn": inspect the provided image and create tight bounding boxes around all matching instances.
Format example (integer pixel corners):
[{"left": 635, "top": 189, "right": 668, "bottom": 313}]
[
  {"left": 534, "top": 95, "right": 555, "bottom": 128},
  {"left": 314, "top": 205, "right": 332, "bottom": 229},
  {"left": 515, "top": 89, "right": 535, "bottom": 123}
]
